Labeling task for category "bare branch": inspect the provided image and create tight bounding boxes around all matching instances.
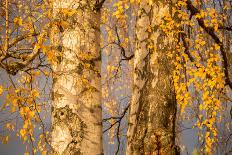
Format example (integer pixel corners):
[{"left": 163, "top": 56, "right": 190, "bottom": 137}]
[
  {"left": 115, "top": 27, "right": 134, "bottom": 61},
  {"left": 103, "top": 104, "right": 129, "bottom": 133}
]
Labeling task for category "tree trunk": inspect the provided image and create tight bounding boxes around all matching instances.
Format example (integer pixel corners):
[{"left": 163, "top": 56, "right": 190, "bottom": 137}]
[
  {"left": 126, "top": 1, "right": 179, "bottom": 155},
  {"left": 50, "top": 1, "right": 102, "bottom": 154}
]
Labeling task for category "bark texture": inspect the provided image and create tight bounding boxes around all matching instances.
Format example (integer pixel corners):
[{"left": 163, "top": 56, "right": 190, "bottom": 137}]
[
  {"left": 126, "top": 1, "right": 179, "bottom": 155},
  {"left": 50, "top": 1, "right": 102, "bottom": 154}
]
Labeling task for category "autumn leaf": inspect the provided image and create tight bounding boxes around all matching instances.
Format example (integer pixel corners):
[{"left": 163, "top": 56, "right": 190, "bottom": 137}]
[
  {"left": 20, "top": 129, "right": 26, "bottom": 137},
  {"left": 0, "top": 85, "right": 3, "bottom": 95},
  {"left": 13, "top": 17, "right": 23, "bottom": 26},
  {"left": 24, "top": 152, "right": 29, "bottom": 155}
]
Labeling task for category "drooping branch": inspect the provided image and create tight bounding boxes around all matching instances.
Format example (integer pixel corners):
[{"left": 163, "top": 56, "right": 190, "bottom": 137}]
[{"left": 186, "top": 0, "right": 232, "bottom": 89}]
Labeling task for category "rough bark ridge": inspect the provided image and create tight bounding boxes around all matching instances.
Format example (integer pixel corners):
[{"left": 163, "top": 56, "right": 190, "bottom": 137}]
[
  {"left": 126, "top": 1, "right": 179, "bottom": 155},
  {"left": 50, "top": 0, "right": 102, "bottom": 154}
]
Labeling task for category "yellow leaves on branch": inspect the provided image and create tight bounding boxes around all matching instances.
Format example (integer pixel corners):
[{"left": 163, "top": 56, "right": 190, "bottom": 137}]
[
  {"left": 3, "top": 77, "right": 41, "bottom": 146},
  {"left": 177, "top": 0, "right": 187, "bottom": 7},
  {"left": 31, "top": 89, "right": 40, "bottom": 98},
  {"left": 163, "top": 4, "right": 225, "bottom": 151},
  {"left": 13, "top": 17, "right": 23, "bottom": 26},
  {"left": 20, "top": 107, "right": 35, "bottom": 119},
  {"left": 58, "top": 8, "right": 77, "bottom": 17},
  {"left": 195, "top": 11, "right": 206, "bottom": 19},
  {"left": 214, "top": 43, "right": 220, "bottom": 50},
  {"left": 113, "top": 0, "right": 130, "bottom": 23},
  {"left": 182, "top": 47, "right": 223, "bottom": 153},
  {"left": 6, "top": 123, "right": 15, "bottom": 131},
  {"left": 19, "top": 107, "right": 35, "bottom": 142}
]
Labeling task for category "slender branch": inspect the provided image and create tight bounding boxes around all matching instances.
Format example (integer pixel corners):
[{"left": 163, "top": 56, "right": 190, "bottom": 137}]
[
  {"left": 115, "top": 27, "right": 134, "bottom": 60},
  {"left": 180, "top": 32, "right": 195, "bottom": 62},
  {"left": 103, "top": 104, "right": 130, "bottom": 133},
  {"left": 115, "top": 120, "right": 121, "bottom": 155},
  {"left": 103, "top": 104, "right": 129, "bottom": 154},
  {"left": 4, "top": 0, "right": 9, "bottom": 56}
]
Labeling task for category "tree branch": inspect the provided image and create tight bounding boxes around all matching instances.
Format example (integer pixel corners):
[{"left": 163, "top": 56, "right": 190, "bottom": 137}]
[
  {"left": 0, "top": 32, "right": 45, "bottom": 75},
  {"left": 103, "top": 104, "right": 129, "bottom": 133},
  {"left": 115, "top": 27, "right": 134, "bottom": 60},
  {"left": 94, "top": 0, "right": 106, "bottom": 11}
]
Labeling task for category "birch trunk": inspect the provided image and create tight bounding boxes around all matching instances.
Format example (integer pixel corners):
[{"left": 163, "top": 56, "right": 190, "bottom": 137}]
[
  {"left": 126, "top": 1, "right": 179, "bottom": 155},
  {"left": 50, "top": 0, "right": 102, "bottom": 154}
]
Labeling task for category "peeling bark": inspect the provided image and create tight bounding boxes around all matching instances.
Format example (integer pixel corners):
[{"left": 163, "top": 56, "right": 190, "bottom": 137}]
[
  {"left": 50, "top": 0, "right": 102, "bottom": 154},
  {"left": 126, "top": 1, "right": 179, "bottom": 155}
]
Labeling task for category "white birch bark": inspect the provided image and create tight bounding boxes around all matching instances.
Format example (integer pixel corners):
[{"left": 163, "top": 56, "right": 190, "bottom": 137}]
[
  {"left": 126, "top": 1, "right": 179, "bottom": 155},
  {"left": 50, "top": 0, "right": 102, "bottom": 154}
]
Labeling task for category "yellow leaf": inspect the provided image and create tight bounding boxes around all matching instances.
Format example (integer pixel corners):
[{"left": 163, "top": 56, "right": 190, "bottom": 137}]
[
  {"left": 5, "top": 136, "right": 9, "bottom": 143},
  {"left": 14, "top": 17, "right": 23, "bottom": 26},
  {"left": 42, "top": 151, "right": 47, "bottom": 155},
  {"left": 0, "top": 85, "right": 3, "bottom": 95},
  {"left": 6, "top": 123, "right": 14, "bottom": 131},
  {"left": 31, "top": 89, "right": 39, "bottom": 98},
  {"left": 148, "top": 0, "right": 153, "bottom": 6},
  {"left": 20, "top": 129, "right": 26, "bottom": 137},
  {"left": 28, "top": 110, "right": 35, "bottom": 118},
  {"left": 125, "top": 4, "right": 129, "bottom": 9},
  {"left": 199, "top": 104, "right": 203, "bottom": 110},
  {"left": 214, "top": 44, "right": 220, "bottom": 50},
  {"left": 24, "top": 152, "right": 29, "bottom": 155}
]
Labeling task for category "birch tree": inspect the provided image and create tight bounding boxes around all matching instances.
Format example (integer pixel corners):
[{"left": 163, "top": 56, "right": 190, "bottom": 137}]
[
  {"left": 50, "top": 0, "right": 104, "bottom": 154},
  {"left": 126, "top": 1, "right": 180, "bottom": 154}
]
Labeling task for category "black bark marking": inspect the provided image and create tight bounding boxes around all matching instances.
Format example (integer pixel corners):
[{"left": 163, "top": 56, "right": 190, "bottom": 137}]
[{"left": 52, "top": 105, "right": 87, "bottom": 155}]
